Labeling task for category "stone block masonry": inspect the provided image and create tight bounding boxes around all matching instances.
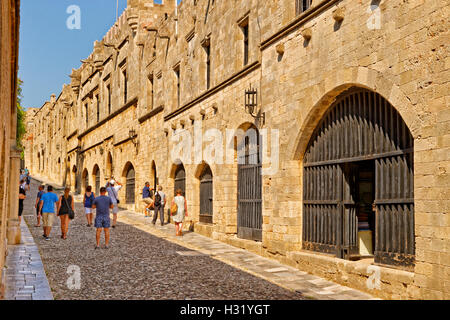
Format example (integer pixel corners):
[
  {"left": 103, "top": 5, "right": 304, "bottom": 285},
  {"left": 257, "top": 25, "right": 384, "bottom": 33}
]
[{"left": 24, "top": 0, "right": 450, "bottom": 299}]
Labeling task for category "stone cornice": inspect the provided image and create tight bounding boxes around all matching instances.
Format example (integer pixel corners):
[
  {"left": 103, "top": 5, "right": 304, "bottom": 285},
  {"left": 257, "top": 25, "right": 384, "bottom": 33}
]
[
  {"left": 138, "top": 105, "right": 164, "bottom": 123},
  {"left": 66, "top": 130, "right": 78, "bottom": 140},
  {"left": 78, "top": 96, "right": 138, "bottom": 139},
  {"left": 80, "top": 140, "right": 104, "bottom": 154},
  {"left": 164, "top": 61, "right": 260, "bottom": 122},
  {"left": 260, "top": 0, "right": 341, "bottom": 50}
]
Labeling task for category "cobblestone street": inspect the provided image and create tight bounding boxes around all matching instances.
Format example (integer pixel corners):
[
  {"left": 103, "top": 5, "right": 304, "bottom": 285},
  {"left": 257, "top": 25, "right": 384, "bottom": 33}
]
[{"left": 21, "top": 179, "right": 307, "bottom": 300}]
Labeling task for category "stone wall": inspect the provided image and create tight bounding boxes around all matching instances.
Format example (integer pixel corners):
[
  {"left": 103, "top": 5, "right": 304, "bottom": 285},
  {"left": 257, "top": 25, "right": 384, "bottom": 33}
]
[
  {"left": 0, "top": 0, "right": 20, "bottom": 299},
  {"left": 27, "top": 0, "right": 450, "bottom": 299}
]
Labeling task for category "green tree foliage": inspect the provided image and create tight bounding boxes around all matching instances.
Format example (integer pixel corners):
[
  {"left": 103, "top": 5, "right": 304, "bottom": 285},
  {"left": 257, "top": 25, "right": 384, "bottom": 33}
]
[{"left": 16, "top": 78, "right": 26, "bottom": 159}]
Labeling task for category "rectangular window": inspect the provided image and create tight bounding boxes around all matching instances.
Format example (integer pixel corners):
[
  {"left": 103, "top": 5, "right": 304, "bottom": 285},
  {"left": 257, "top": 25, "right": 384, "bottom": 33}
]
[
  {"left": 203, "top": 41, "right": 211, "bottom": 90},
  {"left": 296, "top": 0, "right": 312, "bottom": 15},
  {"left": 148, "top": 75, "right": 154, "bottom": 109},
  {"left": 96, "top": 94, "right": 100, "bottom": 122},
  {"left": 174, "top": 67, "right": 181, "bottom": 108},
  {"left": 85, "top": 103, "right": 89, "bottom": 127},
  {"left": 242, "top": 22, "right": 249, "bottom": 66},
  {"left": 107, "top": 84, "right": 111, "bottom": 114},
  {"left": 123, "top": 70, "right": 128, "bottom": 104}
]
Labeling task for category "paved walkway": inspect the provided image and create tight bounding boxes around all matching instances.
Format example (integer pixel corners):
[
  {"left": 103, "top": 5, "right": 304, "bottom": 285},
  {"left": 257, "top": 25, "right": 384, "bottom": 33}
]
[
  {"left": 117, "top": 210, "right": 378, "bottom": 300},
  {"left": 22, "top": 178, "right": 307, "bottom": 300},
  {"left": 24, "top": 176, "right": 377, "bottom": 300},
  {"left": 3, "top": 219, "right": 53, "bottom": 300}
]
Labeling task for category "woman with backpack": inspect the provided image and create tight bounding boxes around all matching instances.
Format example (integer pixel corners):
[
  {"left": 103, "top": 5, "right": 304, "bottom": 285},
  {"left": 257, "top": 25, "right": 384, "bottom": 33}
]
[
  {"left": 84, "top": 185, "right": 95, "bottom": 226},
  {"left": 57, "top": 187, "right": 75, "bottom": 240},
  {"left": 171, "top": 189, "right": 188, "bottom": 236}
]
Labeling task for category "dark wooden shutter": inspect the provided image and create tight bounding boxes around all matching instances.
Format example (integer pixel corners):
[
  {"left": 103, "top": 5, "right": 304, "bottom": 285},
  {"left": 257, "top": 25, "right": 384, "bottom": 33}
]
[
  {"left": 238, "top": 130, "right": 262, "bottom": 242},
  {"left": 174, "top": 165, "right": 186, "bottom": 196},
  {"left": 126, "top": 166, "right": 135, "bottom": 204},
  {"left": 200, "top": 166, "right": 213, "bottom": 224}
]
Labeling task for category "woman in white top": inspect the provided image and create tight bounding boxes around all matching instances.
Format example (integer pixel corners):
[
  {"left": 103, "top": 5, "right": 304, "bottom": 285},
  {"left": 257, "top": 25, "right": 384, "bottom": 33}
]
[{"left": 171, "top": 189, "right": 188, "bottom": 236}]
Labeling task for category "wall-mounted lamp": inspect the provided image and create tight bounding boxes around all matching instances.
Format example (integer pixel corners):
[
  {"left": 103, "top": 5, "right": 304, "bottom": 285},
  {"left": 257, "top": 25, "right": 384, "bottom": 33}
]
[
  {"left": 129, "top": 129, "right": 138, "bottom": 148},
  {"left": 245, "top": 85, "right": 265, "bottom": 125}
]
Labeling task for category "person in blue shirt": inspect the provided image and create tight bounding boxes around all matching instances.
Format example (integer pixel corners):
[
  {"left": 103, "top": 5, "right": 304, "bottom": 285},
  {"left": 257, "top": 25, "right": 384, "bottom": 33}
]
[
  {"left": 34, "top": 185, "right": 45, "bottom": 227},
  {"left": 83, "top": 185, "right": 95, "bottom": 227},
  {"left": 39, "top": 185, "right": 59, "bottom": 240},
  {"left": 142, "top": 182, "right": 153, "bottom": 218},
  {"left": 92, "top": 187, "right": 114, "bottom": 249}
]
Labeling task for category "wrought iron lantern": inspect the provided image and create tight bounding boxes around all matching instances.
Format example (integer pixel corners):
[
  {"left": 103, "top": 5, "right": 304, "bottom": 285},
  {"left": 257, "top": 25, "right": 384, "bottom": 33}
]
[
  {"left": 245, "top": 85, "right": 265, "bottom": 124},
  {"left": 129, "top": 129, "right": 138, "bottom": 148}
]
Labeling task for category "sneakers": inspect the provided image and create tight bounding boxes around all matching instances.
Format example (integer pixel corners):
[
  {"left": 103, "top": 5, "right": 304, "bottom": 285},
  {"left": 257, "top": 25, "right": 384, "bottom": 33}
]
[{"left": 45, "top": 237, "right": 50, "bottom": 241}]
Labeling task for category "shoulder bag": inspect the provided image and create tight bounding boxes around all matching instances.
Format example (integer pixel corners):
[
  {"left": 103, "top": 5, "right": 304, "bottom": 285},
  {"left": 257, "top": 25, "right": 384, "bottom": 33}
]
[{"left": 64, "top": 196, "right": 75, "bottom": 220}]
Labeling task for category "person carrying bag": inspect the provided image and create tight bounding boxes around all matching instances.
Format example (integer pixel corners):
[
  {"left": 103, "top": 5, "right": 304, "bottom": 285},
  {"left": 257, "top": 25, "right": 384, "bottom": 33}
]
[{"left": 57, "top": 187, "right": 75, "bottom": 239}]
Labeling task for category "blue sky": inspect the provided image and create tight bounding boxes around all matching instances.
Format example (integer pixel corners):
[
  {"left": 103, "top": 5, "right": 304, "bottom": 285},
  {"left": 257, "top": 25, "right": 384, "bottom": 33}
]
[{"left": 19, "top": 0, "right": 176, "bottom": 109}]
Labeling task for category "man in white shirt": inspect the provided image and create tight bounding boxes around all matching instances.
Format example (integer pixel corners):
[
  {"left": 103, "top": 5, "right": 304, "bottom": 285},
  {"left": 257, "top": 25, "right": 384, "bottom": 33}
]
[{"left": 106, "top": 179, "right": 122, "bottom": 228}]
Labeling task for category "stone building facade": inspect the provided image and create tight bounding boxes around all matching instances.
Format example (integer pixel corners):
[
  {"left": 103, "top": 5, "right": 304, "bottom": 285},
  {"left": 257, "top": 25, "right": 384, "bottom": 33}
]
[
  {"left": 0, "top": 0, "right": 21, "bottom": 299},
  {"left": 25, "top": 0, "right": 450, "bottom": 299}
]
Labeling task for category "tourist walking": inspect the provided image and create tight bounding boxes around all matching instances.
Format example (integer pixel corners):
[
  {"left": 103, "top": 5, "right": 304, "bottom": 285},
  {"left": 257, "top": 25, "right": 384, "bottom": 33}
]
[
  {"left": 142, "top": 182, "right": 153, "bottom": 218},
  {"left": 18, "top": 179, "right": 27, "bottom": 223},
  {"left": 35, "top": 185, "right": 45, "bottom": 227},
  {"left": 171, "top": 189, "right": 188, "bottom": 236},
  {"left": 152, "top": 185, "right": 166, "bottom": 226},
  {"left": 92, "top": 187, "right": 114, "bottom": 249},
  {"left": 106, "top": 179, "right": 122, "bottom": 228},
  {"left": 84, "top": 186, "right": 95, "bottom": 226},
  {"left": 57, "top": 187, "right": 75, "bottom": 240},
  {"left": 39, "top": 185, "right": 59, "bottom": 240},
  {"left": 25, "top": 173, "right": 31, "bottom": 190}
]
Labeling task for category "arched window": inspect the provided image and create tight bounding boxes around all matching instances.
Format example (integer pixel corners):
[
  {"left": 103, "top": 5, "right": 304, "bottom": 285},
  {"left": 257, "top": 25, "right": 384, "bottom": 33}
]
[
  {"left": 199, "top": 165, "right": 213, "bottom": 224},
  {"left": 93, "top": 165, "right": 100, "bottom": 195},
  {"left": 237, "top": 126, "right": 262, "bottom": 242},
  {"left": 82, "top": 169, "right": 89, "bottom": 193},
  {"left": 125, "top": 164, "right": 135, "bottom": 204},
  {"left": 106, "top": 152, "right": 113, "bottom": 179},
  {"left": 303, "top": 88, "right": 414, "bottom": 269},
  {"left": 174, "top": 164, "right": 186, "bottom": 196},
  {"left": 151, "top": 162, "right": 158, "bottom": 191}
]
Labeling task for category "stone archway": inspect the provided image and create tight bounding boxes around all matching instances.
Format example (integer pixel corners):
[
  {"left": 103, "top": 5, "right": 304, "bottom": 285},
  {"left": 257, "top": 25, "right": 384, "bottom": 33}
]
[
  {"left": 290, "top": 67, "right": 421, "bottom": 162},
  {"left": 300, "top": 87, "right": 415, "bottom": 269}
]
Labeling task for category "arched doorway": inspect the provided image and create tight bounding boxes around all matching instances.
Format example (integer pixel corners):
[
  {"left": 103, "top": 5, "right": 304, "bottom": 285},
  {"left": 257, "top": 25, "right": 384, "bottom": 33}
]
[
  {"left": 82, "top": 169, "right": 89, "bottom": 193},
  {"left": 151, "top": 161, "right": 158, "bottom": 191},
  {"left": 302, "top": 88, "right": 414, "bottom": 268},
  {"left": 174, "top": 163, "right": 186, "bottom": 196},
  {"left": 124, "top": 163, "right": 135, "bottom": 204},
  {"left": 237, "top": 126, "right": 262, "bottom": 242},
  {"left": 72, "top": 165, "right": 78, "bottom": 192},
  {"left": 106, "top": 152, "right": 113, "bottom": 180},
  {"left": 93, "top": 165, "right": 101, "bottom": 195},
  {"left": 199, "top": 165, "right": 213, "bottom": 224}
]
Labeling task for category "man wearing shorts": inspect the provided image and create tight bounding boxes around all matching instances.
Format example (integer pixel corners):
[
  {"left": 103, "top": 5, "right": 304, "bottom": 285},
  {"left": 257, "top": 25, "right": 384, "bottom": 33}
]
[
  {"left": 39, "top": 185, "right": 59, "bottom": 240},
  {"left": 92, "top": 187, "right": 113, "bottom": 249},
  {"left": 35, "top": 185, "right": 45, "bottom": 227},
  {"left": 142, "top": 182, "right": 153, "bottom": 217},
  {"left": 106, "top": 179, "right": 122, "bottom": 228}
]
